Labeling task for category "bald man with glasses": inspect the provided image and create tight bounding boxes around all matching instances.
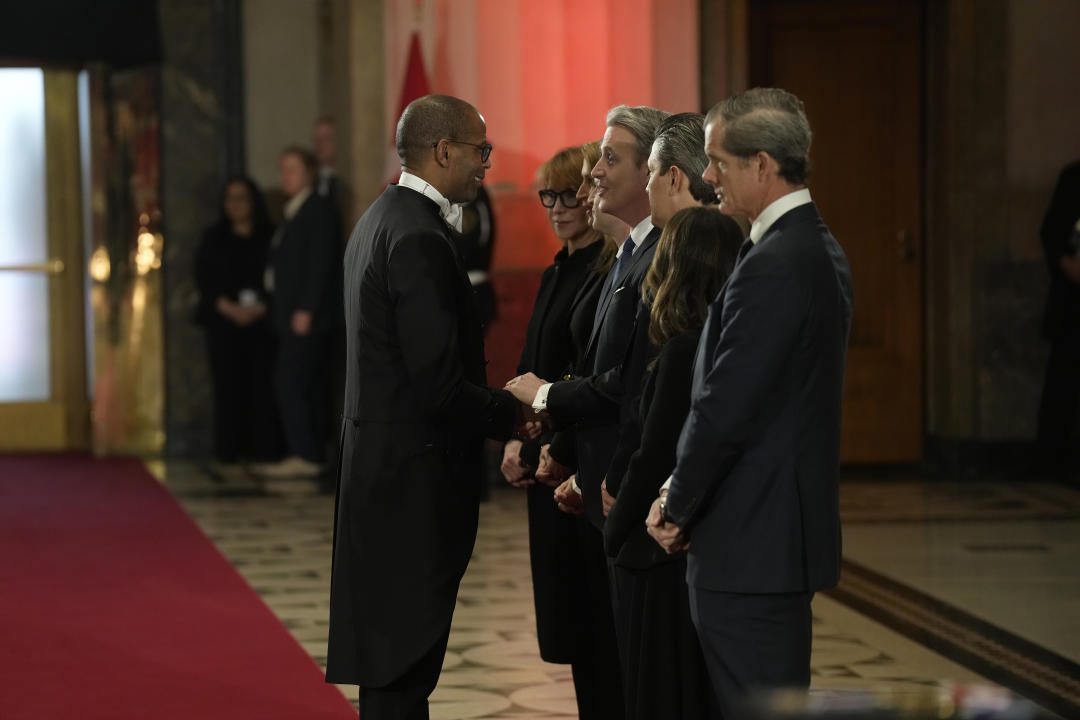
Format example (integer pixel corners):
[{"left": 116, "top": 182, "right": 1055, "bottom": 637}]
[{"left": 326, "top": 94, "right": 526, "bottom": 720}]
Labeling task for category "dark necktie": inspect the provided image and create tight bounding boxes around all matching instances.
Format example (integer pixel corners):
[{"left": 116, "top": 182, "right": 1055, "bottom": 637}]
[
  {"left": 737, "top": 238, "right": 754, "bottom": 264},
  {"left": 593, "top": 237, "right": 635, "bottom": 332}
]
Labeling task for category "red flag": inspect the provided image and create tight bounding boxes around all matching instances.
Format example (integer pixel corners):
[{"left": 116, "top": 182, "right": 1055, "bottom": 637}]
[
  {"left": 386, "top": 31, "right": 431, "bottom": 183},
  {"left": 397, "top": 33, "right": 430, "bottom": 118}
]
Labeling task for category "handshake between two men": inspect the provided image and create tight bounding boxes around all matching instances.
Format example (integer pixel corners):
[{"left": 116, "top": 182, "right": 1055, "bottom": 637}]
[
  {"left": 502, "top": 372, "right": 689, "bottom": 555},
  {"left": 503, "top": 372, "right": 586, "bottom": 515}
]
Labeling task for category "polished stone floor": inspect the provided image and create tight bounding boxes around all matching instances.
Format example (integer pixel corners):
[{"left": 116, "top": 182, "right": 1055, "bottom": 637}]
[{"left": 152, "top": 462, "right": 1080, "bottom": 719}]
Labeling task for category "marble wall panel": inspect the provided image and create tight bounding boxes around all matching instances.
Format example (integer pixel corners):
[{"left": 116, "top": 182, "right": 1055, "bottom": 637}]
[{"left": 159, "top": 0, "right": 243, "bottom": 456}]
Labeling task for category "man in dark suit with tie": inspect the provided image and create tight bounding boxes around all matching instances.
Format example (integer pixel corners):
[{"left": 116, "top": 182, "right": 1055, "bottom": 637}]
[
  {"left": 647, "top": 88, "right": 854, "bottom": 716},
  {"left": 507, "top": 104, "right": 670, "bottom": 529},
  {"left": 325, "top": 94, "right": 521, "bottom": 720},
  {"left": 505, "top": 105, "right": 668, "bottom": 719}
]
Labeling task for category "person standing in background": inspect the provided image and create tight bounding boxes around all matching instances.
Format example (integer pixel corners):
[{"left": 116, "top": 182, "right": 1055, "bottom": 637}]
[
  {"left": 312, "top": 116, "right": 350, "bottom": 492},
  {"left": 1035, "top": 160, "right": 1080, "bottom": 482},
  {"left": 451, "top": 184, "right": 497, "bottom": 331},
  {"left": 194, "top": 176, "right": 282, "bottom": 471},
  {"left": 256, "top": 147, "right": 342, "bottom": 479},
  {"left": 312, "top": 116, "right": 351, "bottom": 230}
]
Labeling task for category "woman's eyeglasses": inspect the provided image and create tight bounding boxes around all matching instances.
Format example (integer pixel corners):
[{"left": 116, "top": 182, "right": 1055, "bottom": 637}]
[{"left": 538, "top": 189, "right": 581, "bottom": 209}]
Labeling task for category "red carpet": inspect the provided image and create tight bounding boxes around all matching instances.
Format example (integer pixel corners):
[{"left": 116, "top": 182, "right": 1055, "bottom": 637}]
[{"left": 0, "top": 455, "right": 356, "bottom": 719}]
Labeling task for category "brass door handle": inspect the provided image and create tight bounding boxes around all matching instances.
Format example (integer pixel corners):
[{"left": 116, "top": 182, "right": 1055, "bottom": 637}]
[{"left": 0, "top": 259, "right": 65, "bottom": 274}]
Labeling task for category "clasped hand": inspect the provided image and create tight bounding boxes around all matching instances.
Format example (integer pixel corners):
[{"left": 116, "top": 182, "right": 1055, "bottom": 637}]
[
  {"left": 216, "top": 297, "right": 266, "bottom": 327},
  {"left": 535, "top": 444, "right": 570, "bottom": 487},
  {"left": 500, "top": 439, "right": 533, "bottom": 488},
  {"left": 645, "top": 493, "right": 690, "bottom": 555},
  {"left": 553, "top": 475, "right": 584, "bottom": 515}
]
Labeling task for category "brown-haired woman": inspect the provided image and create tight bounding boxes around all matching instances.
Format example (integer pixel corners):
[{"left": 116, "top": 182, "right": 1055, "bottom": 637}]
[
  {"left": 500, "top": 143, "right": 624, "bottom": 719},
  {"left": 602, "top": 206, "right": 744, "bottom": 719}
]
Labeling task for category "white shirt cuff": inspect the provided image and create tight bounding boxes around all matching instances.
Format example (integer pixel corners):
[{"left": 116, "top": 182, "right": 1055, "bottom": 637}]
[
  {"left": 570, "top": 476, "right": 582, "bottom": 495},
  {"left": 661, "top": 475, "right": 673, "bottom": 493},
  {"left": 532, "top": 383, "right": 552, "bottom": 412}
]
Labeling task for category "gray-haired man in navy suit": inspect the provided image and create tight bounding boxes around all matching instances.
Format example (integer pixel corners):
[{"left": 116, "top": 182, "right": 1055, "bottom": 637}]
[{"left": 647, "top": 87, "right": 854, "bottom": 716}]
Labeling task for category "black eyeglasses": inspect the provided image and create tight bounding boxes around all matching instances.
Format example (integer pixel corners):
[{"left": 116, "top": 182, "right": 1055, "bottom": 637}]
[
  {"left": 538, "top": 189, "right": 581, "bottom": 209},
  {"left": 433, "top": 139, "right": 493, "bottom": 163}
]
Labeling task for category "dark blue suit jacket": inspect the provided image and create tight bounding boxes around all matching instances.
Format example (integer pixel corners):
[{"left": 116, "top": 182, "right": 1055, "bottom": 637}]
[
  {"left": 666, "top": 202, "right": 854, "bottom": 594},
  {"left": 545, "top": 226, "right": 662, "bottom": 528},
  {"left": 268, "top": 192, "right": 342, "bottom": 336}
]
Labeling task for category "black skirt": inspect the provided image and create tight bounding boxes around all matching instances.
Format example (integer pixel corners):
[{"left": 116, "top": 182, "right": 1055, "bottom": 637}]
[{"left": 609, "top": 556, "right": 719, "bottom": 719}]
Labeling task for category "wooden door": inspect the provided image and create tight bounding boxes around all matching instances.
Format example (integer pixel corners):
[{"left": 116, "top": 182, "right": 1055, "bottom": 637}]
[
  {"left": 0, "top": 69, "right": 88, "bottom": 451},
  {"left": 749, "top": 0, "right": 924, "bottom": 463}
]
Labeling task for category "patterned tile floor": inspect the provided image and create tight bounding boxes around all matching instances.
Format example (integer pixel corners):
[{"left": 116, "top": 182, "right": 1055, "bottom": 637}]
[{"left": 154, "top": 462, "right": 1076, "bottom": 718}]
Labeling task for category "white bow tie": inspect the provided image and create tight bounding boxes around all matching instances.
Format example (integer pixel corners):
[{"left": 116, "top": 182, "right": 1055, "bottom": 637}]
[
  {"left": 397, "top": 171, "right": 463, "bottom": 232},
  {"left": 441, "top": 203, "right": 463, "bottom": 233}
]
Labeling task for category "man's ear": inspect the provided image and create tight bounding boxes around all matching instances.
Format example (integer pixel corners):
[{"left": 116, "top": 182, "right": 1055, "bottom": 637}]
[
  {"left": 433, "top": 139, "right": 452, "bottom": 169},
  {"left": 756, "top": 151, "right": 774, "bottom": 180},
  {"left": 668, "top": 166, "right": 683, "bottom": 195}
]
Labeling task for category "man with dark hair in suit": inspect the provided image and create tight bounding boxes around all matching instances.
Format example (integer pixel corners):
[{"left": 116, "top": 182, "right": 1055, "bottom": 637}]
[
  {"left": 326, "top": 94, "right": 522, "bottom": 720},
  {"left": 506, "top": 104, "right": 670, "bottom": 529},
  {"left": 505, "top": 104, "right": 670, "bottom": 720},
  {"left": 646, "top": 88, "right": 854, "bottom": 716}
]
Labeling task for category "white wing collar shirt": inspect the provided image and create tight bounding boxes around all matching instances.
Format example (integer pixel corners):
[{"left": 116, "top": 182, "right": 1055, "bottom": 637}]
[{"left": 398, "top": 170, "right": 463, "bottom": 233}]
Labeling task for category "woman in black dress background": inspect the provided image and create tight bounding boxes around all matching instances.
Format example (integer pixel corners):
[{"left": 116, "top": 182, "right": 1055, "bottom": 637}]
[
  {"left": 194, "top": 176, "right": 282, "bottom": 467},
  {"left": 603, "top": 206, "right": 744, "bottom": 719}
]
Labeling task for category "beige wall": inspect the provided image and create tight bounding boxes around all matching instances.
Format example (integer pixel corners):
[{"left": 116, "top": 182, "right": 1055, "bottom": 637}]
[
  {"left": 926, "top": 0, "right": 1080, "bottom": 442},
  {"left": 1007, "top": 0, "right": 1080, "bottom": 261},
  {"left": 242, "top": 0, "right": 320, "bottom": 190}
]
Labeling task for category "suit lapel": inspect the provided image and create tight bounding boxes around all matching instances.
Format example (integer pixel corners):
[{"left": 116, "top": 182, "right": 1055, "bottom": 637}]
[
  {"left": 582, "top": 226, "right": 661, "bottom": 363},
  {"left": 586, "top": 268, "right": 618, "bottom": 351},
  {"left": 697, "top": 203, "right": 820, "bottom": 369}
]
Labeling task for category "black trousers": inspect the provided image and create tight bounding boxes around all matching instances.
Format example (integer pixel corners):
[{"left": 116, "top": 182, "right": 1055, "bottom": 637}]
[
  {"left": 355, "top": 628, "right": 450, "bottom": 720},
  {"left": 1036, "top": 330, "right": 1080, "bottom": 476},
  {"left": 569, "top": 525, "right": 625, "bottom": 720},
  {"left": 688, "top": 588, "right": 813, "bottom": 719},
  {"left": 275, "top": 332, "right": 331, "bottom": 463},
  {"left": 204, "top": 322, "right": 281, "bottom": 462}
]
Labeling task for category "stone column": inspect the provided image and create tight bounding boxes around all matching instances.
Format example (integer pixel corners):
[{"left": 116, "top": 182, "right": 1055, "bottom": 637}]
[{"left": 159, "top": 0, "right": 244, "bottom": 457}]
